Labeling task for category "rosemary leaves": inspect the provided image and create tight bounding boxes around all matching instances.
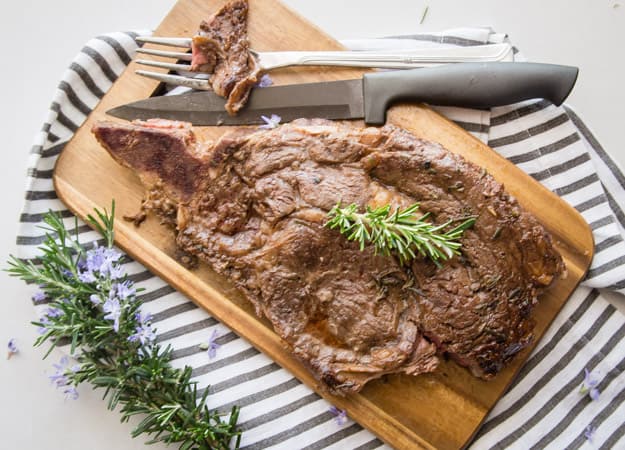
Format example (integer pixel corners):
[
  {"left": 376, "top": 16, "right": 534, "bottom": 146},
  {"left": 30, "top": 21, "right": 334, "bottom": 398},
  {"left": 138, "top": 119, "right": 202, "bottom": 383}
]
[
  {"left": 326, "top": 202, "right": 475, "bottom": 265},
  {"left": 6, "top": 203, "right": 241, "bottom": 450}
]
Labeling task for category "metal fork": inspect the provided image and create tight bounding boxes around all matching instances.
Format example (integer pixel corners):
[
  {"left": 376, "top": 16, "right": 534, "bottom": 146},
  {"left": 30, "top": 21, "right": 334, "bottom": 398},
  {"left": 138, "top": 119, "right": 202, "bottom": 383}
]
[{"left": 134, "top": 36, "right": 513, "bottom": 90}]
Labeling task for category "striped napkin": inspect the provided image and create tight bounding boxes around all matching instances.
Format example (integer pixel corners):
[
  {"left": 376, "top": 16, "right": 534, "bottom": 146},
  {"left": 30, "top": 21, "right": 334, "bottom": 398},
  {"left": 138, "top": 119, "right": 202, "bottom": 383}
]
[{"left": 17, "top": 27, "right": 625, "bottom": 449}]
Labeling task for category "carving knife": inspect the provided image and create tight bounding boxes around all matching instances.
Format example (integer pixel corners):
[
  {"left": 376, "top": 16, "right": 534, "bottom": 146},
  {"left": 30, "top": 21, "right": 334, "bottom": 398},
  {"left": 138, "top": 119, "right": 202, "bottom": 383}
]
[{"left": 107, "top": 62, "right": 578, "bottom": 126}]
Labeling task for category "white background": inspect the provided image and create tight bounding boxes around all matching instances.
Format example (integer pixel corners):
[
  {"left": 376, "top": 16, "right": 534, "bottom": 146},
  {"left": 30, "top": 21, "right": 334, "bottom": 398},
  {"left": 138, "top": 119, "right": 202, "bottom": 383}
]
[{"left": 0, "top": 1, "right": 623, "bottom": 448}]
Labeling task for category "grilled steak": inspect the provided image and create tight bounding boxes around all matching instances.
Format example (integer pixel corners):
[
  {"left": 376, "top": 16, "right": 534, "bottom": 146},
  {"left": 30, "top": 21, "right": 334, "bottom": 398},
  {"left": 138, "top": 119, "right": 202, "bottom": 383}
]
[
  {"left": 92, "top": 118, "right": 564, "bottom": 393},
  {"left": 190, "top": 0, "right": 259, "bottom": 115}
]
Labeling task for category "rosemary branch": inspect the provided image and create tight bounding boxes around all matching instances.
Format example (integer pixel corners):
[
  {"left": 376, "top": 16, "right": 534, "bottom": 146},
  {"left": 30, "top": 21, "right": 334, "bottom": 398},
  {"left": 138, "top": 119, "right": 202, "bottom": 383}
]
[
  {"left": 326, "top": 202, "right": 475, "bottom": 265},
  {"left": 6, "top": 202, "right": 240, "bottom": 450}
]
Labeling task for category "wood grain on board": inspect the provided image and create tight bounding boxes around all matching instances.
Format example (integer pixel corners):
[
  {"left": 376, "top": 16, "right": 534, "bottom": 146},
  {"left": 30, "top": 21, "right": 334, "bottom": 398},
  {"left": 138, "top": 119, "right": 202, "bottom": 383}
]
[{"left": 53, "top": 0, "right": 594, "bottom": 448}]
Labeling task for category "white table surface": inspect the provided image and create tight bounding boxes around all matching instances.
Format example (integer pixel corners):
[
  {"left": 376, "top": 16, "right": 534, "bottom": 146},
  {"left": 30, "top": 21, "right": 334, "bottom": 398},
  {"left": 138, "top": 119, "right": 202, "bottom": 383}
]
[{"left": 1, "top": 1, "right": 623, "bottom": 448}]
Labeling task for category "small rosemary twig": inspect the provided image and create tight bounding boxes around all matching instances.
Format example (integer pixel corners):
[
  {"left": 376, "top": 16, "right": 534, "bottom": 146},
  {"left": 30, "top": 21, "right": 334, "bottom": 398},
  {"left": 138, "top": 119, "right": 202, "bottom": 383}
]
[{"left": 326, "top": 202, "right": 475, "bottom": 265}]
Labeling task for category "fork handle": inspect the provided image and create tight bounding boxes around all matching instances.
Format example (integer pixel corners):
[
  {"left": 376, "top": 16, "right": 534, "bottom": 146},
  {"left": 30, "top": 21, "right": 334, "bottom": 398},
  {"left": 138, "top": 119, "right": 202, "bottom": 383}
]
[{"left": 257, "top": 44, "right": 512, "bottom": 70}]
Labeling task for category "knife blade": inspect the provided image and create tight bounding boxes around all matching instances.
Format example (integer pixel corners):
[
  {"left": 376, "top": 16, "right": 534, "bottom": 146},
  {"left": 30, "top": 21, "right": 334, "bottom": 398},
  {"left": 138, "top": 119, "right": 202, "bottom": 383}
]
[{"left": 107, "top": 62, "right": 578, "bottom": 126}]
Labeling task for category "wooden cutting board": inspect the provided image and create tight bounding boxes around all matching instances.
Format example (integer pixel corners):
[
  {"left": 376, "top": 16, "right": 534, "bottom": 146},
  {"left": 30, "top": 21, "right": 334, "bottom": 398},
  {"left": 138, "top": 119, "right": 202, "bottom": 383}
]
[{"left": 53, "top": 0, "right": 594, "bottom": 448}]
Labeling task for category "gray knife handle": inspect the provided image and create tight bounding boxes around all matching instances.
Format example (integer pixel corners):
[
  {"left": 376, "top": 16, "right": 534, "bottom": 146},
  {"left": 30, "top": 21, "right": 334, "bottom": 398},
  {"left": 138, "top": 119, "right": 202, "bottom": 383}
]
[{"left": 362, "top": 62, "right": 578, "bottom": 124}]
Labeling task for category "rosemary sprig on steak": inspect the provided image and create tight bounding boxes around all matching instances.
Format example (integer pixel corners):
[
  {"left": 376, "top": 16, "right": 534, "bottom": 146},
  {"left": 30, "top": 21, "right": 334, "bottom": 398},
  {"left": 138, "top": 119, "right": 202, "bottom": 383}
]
[{"left": 326, "top": 202, "right": 476, "bottom": 265}]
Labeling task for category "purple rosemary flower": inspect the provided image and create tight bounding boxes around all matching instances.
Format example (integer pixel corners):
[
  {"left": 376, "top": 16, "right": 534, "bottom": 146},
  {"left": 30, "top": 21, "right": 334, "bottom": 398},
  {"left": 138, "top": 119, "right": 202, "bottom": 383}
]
[
  {"left": 85, "top": 246, "right": 105, "bottom": 272},
  {"left": 44, "top": 307, "right": 64, "bottom": 318},
  {"left": 89, "top": 294, "right": 102, "bottom": 305},
  {"left": 108, "top": 264, "right": 125, "bottom": 280},
  {"left": 128, "top": 313, "right": 156, "bottom": 346},
  {"left": 32, "top": 291, "right": 47, "bottom": 303},
  {"left": 49, "top": 356, "right": 80, "bottom": 400},
  {"left": 328, "top": 405, "right": 347, "bottom": 426},
  {"left": 200, "top": 329, "right": 221, "bottom": 359},
  {"left": 128, "top": 323, "right": 156, "bottom": 346},
  {"left": 84, "top": 245, "right": 123, "bottom": 278},
  {"left": 135, "top": 311, "right": 153, "bottom": 324},
  {"left": 37, "top": 316, "right": 51, "bottom": 335},
  {"left": 63, "top": 386, "right": 79, "bottom": 401},
  {"left": 256, "top": 73, "right": 273, "bottom": 88},
  {"left": 49, "top": 356, "right": 70, "bottom": 387},
  {"left": 115, "top": 280, "right": 136, "bottom": 301},
  {"left": 34, "top": 308, "right": 63, "bottom": 336},
  {"left": 259, "top": 114, "right": 281, "bottom": 129},
  {"left": 61, "top": 269, "right": 74, "bottom": 279},
  {"left": 584, "top": 424, "right": 596, "bottom": 442},
  {"left": 104, "top": 247, "right": 123, "bottom": 263},
  {"left": 103, "top": 297, "right": 122, "bottom": 332},
  {"left": 78, "top": 269, "right": 97, "bottom": 283},
  {"left": 7, "top": 338, "right": 18, "bottom": 359},
  {"left": 580, "top": 368, "right": 600, "bottom": 401}
]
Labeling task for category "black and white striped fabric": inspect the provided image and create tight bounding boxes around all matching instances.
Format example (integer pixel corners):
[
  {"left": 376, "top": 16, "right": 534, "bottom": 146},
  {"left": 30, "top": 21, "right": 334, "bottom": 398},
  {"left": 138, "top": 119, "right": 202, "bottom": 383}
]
[{"left": 17, "top": 28, "right": 625, "bottom": 449}]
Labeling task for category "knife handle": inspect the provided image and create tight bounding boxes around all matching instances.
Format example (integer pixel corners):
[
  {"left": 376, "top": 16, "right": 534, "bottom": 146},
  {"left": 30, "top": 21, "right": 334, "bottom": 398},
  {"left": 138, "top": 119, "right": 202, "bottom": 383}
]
[{"left": 362, "top": 62, "right": 578, "bottom": 124}]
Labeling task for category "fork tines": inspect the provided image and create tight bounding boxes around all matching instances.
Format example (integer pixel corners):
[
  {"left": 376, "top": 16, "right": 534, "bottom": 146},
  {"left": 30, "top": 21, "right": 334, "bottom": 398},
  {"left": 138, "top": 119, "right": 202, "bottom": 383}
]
[
  {"left": 135, "top": 36, "right": 208, "bottom": 89},
  {"left": 136, "top": 36, "right": 192, "bottom": 48},
  {"left": 137, "top": 48, "right": 192, "bottom": 61}
]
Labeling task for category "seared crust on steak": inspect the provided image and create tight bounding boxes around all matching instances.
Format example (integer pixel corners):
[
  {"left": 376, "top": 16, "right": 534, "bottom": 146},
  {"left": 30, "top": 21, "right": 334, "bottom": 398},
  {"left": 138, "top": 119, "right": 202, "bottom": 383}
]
[{"left": 92, "top": 118, "right": 564, "bottom": 393}]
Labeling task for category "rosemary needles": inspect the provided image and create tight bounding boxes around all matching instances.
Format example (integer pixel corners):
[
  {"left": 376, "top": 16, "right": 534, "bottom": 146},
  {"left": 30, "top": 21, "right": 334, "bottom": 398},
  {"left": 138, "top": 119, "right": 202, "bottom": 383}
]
[
  {"left": 6, "top": 203, "right": 241, "bottom": 450},
  {"left": 326, "top": 202, "right": 475, "bottom": 265}
]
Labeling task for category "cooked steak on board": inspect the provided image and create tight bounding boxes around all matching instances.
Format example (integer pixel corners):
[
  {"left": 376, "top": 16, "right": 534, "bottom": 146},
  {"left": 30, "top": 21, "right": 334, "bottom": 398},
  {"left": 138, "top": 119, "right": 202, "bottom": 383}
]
[{"left": 92, "top": 118, "right": 564, "bottom": 394}]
